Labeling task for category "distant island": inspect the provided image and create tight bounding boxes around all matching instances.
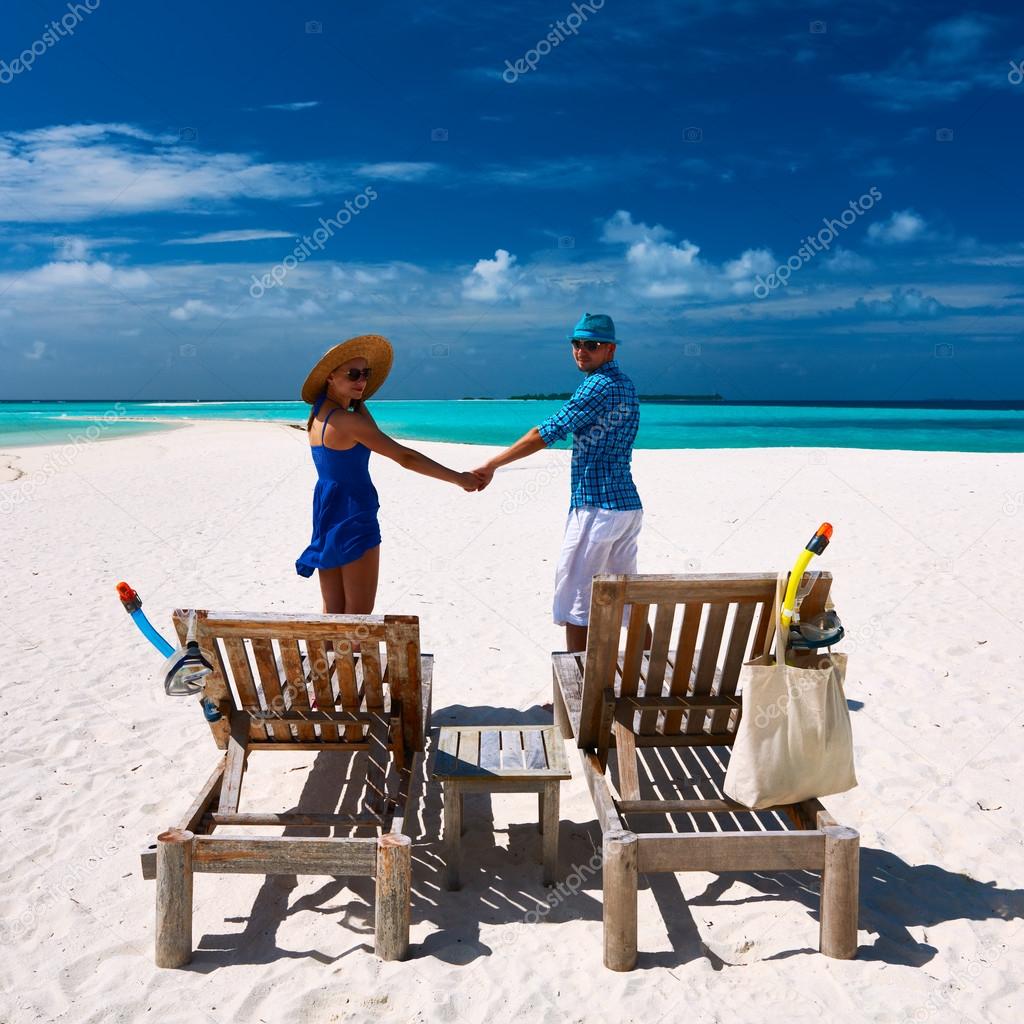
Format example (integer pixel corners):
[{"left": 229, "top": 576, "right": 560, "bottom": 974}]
[{"left": 508, "top": 393, "right": 725, "bottom": 403}]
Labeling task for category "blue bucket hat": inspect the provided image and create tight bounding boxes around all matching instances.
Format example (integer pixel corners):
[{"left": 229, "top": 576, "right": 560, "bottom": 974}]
[{"left": 570, "top": 312, "right": 619, "bottom": 344}]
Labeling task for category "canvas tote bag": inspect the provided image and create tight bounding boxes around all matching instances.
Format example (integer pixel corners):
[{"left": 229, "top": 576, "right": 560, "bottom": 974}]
[{"left": 723, "top": 571, "right": 857, "bottom": 809}]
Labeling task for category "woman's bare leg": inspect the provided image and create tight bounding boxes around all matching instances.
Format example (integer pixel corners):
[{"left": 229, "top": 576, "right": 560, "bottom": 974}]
[
  {"left": 318, "top": 566, "right": 346, "bottom": 614},
  {"left": 341, "top": 545, "right": 380, "bottom": 614}
]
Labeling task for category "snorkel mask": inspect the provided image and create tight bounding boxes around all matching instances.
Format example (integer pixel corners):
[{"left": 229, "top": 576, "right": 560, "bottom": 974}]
[{"left": 161, "top": 609, "right": 214, "bottom": 696}]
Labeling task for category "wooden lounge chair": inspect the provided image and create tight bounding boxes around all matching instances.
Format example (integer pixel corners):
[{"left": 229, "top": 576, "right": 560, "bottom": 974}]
[
  {"left": 551, "top": 572, "right": 859, "bottom": 971},
  {"left": 140, "top": 610, "right": 431, "bottom": 968}
]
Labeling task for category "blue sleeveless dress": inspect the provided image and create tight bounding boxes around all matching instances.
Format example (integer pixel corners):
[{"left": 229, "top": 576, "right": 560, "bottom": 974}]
[{"left": 295, "top": 397, "right": 381, "bottom": 576}]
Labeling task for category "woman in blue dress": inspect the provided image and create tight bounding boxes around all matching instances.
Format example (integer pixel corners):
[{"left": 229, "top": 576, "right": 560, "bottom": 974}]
[{"left": 296, "top": 334, "right": 479, "bottom": 613}]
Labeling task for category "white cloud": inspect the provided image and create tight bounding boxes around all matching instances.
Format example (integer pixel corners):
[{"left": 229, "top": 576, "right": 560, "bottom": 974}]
[
  {"left": 169, "top": 298, "right": 221, "bottom": 321},
  {"left": 925, "top": 14, "right": 992, "bottom": 65},
  {"left": 354, "top": 162, "right": 439, "bottom": 181},
  {"left": 463, "top": 248, "right": 523, "bottom": 302},
  {"left": 952, "top": 250, "right": 1024, "bottom": 267},
  {"left": 838, "top": 14, "right": 996, "bottom": 111},
  {"left": 867, "top": 210, "right": 928, "bottom": 245},
  {"left": 602, "top": 210, "right": 776, "bottom": 300},
  {"left": 626, "top": 236, "right": 704, "bottom": 298},
  {"left": 600, "top": 210, "right": 672, "bottom": 245},
  {"left": 56, "top": 235, "right": 91, "bottom": 260},
  {"left": 0, "top": 123, "right": 327, "bottom": 222},
  {"left": 165, "top": 230, "right": 295, "bottom": 245},
  {"left": 825, "top": 248, "right": 875, "bottom": 273},
  {"left": 5, "top": 260, "right": 152, "bottom": 293},
  {"left": 853, "top": 287, "right": 946, "bottom": 318},
  {"left": 722, "top": 248, "right": 776, "bottom": 281},
  {"left": 263, "top": 101, "right": 320, "bottom": 111}
]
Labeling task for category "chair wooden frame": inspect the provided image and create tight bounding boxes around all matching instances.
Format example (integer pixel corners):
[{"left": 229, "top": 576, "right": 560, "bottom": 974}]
[
  {"left": 140, "top": 610, "right": 432, "bottom": 968},
  {"left": 551, "top": 572, "right": 859, "bottom": 971}
]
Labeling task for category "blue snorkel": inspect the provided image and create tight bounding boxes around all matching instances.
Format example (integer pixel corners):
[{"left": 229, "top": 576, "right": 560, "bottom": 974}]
[
  {"left": 116, "top": 582, "right": 221, "bottom": 720},
  {"left": 117, "top": 582, "right": 175, "bottom": 657}
]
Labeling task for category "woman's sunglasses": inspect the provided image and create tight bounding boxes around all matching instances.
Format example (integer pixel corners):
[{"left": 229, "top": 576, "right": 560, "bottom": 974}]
[
  {"left": 571, "top": 339, "right": 606, "bottom": 351},
  {"left": 343, "top": 368, "right": 372, "bottom": 381}
]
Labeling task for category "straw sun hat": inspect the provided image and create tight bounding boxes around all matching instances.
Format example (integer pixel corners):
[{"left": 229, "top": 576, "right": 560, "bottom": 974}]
[{"left": 300, "top": 334, "right": 394, "bottom": 404}]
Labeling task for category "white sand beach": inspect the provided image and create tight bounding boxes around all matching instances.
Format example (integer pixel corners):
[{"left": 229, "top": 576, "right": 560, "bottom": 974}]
[{"left": 2, "top": 421, "right": 1022, "bottom": 1024}]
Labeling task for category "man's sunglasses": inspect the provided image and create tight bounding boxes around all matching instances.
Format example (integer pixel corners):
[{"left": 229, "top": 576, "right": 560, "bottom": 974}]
[
  {"left": 343, "top": 368, "right": 372, "bottom": 381},
  {"left": 571, "top": 339, "right": 606, "bottom": 351}
]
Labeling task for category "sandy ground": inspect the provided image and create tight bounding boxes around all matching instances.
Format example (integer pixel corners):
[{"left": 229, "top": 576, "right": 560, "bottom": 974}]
[{"left": 1, "top": 420, "right": 1022, "bottom": 1024}]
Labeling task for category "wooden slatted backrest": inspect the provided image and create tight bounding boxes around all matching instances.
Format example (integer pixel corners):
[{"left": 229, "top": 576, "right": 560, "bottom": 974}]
[
  {"left": 172, "top": 611, "right": 424, "bottom": 753},
  {"left": 576, "top": 572, "right": 832, "bottom": 751}
]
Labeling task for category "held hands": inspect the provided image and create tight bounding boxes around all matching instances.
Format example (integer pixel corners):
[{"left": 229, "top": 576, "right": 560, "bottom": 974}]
[
  {"left": 471, "top": 464, "right": 495, "bottom": 490},
  {"left": 452, "top": 464, "right": 494, "bottom": 492}
]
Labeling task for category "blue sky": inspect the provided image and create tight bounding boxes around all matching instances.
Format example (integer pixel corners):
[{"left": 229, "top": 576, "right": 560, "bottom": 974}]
[{"left": 1, "top": 0, "right": 1022, "bottom": 401}]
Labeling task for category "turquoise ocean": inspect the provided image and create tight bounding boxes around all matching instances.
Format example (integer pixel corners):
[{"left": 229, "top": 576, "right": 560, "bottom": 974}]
[{"left": 2, "top": 400, "right": 1023, "bottom": 452}]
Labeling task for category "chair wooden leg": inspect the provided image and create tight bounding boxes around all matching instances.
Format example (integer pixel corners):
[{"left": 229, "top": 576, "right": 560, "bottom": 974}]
[
  {"left": 552, "top": 676, "right": 573, "bottom": 739},
  {"left": 155, "top": 828, "right": 194, "bottom": 968},
  {"left": 820, "top": 825, "right": 859, "bottom": 959},
  {"left": 602, "top": 829, "right": 638, "bottom": 971},
  {"left": 542, "top": 782, "right": 560, "bottom": 886},
  {"left": 375, "top": 833, "right": 411, "bottom": 961},
  {"left": 443, "top": 783, "right": 462, "bottom": 890}
]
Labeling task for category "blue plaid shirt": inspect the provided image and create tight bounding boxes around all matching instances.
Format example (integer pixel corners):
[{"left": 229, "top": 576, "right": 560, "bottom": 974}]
[{"left": 537, "top": 360, "right": 642, "bottom": 511}]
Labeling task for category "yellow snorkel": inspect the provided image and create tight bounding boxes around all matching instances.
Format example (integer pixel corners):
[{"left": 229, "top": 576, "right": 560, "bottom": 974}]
[{"left": 781, "top": 522, "right": 833, "bottom": 629}]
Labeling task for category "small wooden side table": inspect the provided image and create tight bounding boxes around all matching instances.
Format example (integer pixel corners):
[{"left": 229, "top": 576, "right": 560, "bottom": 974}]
[{"left": 433, "top": 724, "right": 571, "bottom": 888}]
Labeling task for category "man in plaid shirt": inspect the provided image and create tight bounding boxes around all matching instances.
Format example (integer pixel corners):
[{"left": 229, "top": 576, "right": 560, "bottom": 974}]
[{"left": 473, "top": 313, "right": 643, "bottom": 651}]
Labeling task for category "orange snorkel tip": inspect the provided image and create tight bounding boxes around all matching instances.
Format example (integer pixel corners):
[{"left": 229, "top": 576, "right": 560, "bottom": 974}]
[
  {"left": 116, "top": 580, "right": 141, "bottom": 611},
  {"left": 807, "top": 522, "right": 832, "bottom": 555}
]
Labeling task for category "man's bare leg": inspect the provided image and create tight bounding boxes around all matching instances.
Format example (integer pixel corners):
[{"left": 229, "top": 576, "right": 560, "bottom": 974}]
[{"left": 566, "top": 623, "right": 588, "bottom": 653}]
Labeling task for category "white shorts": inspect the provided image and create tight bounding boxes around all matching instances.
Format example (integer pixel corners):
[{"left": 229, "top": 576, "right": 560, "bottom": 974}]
[{"left": 552, "top": 507, "right": 643, "bottom": 626}]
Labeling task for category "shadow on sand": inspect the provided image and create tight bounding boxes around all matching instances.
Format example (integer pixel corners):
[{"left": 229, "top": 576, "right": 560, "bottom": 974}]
[{"left": 180, "top": 703, "right": 1024, "bottom": 972}]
